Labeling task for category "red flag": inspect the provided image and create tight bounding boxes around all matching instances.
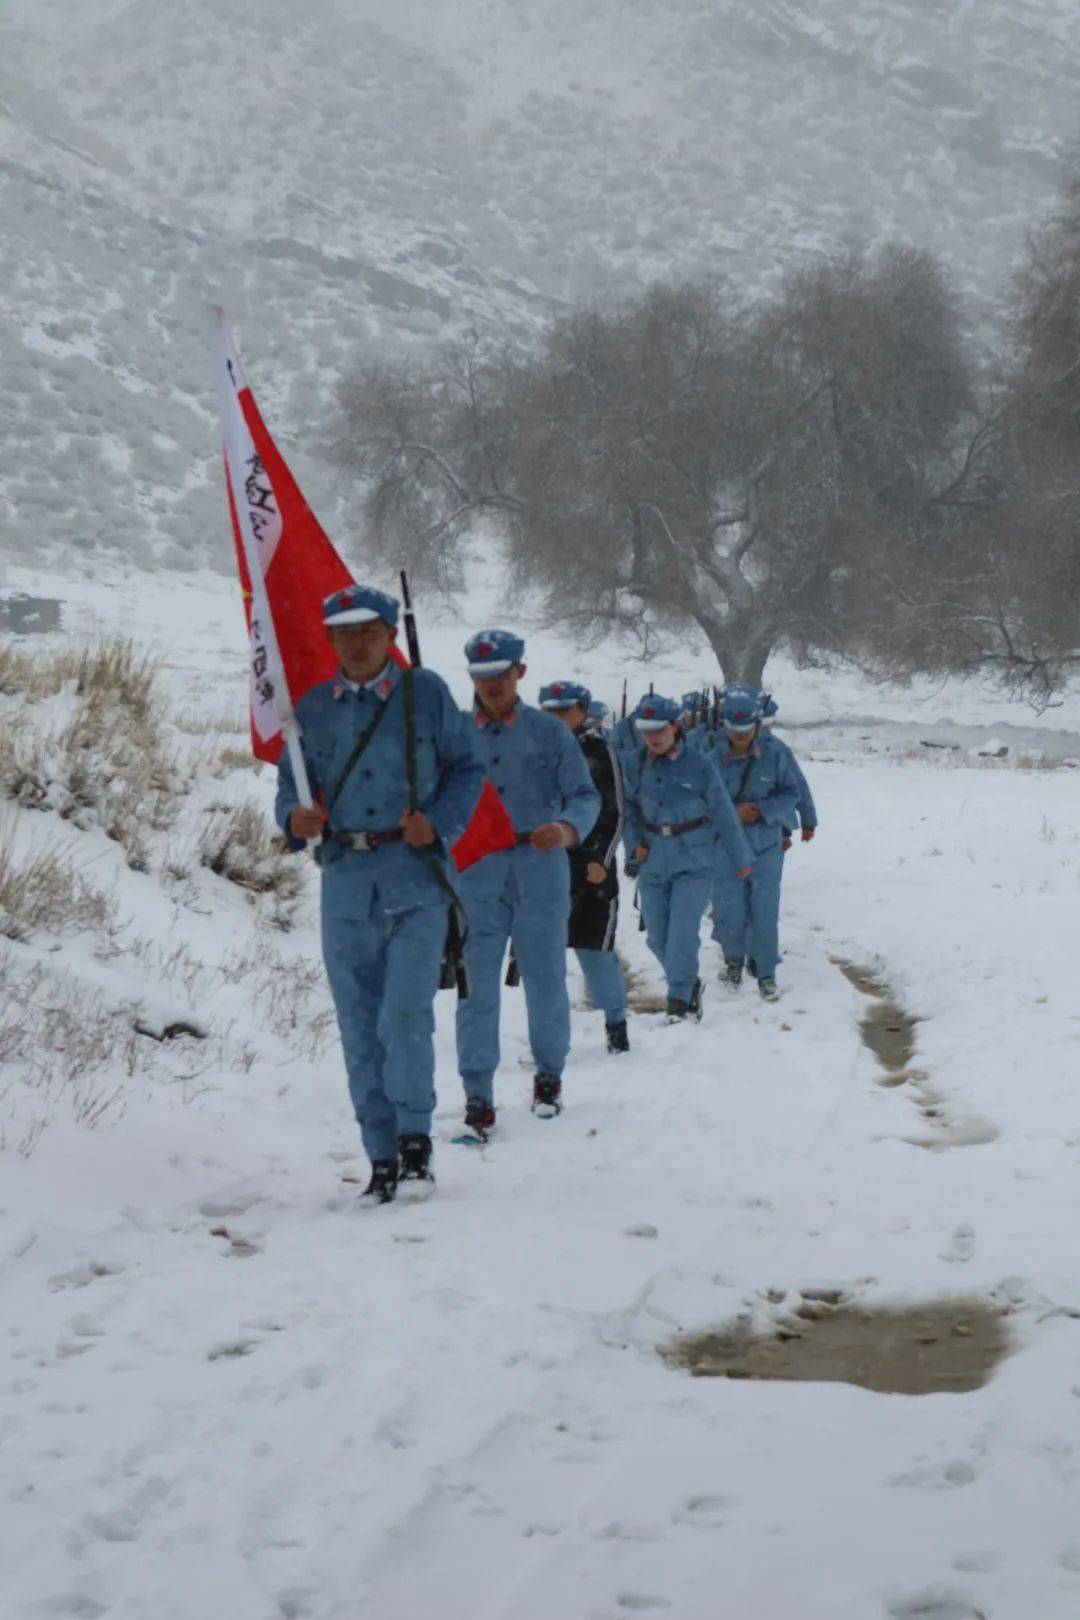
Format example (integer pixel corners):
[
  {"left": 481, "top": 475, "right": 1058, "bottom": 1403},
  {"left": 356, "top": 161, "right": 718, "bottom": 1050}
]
[
  {"left": 214, "top": 312, "right": 360, "bottom": 763},
  {"left": 212, "top": 310, "right": 514, "bottom": 865},
  {"left": 452, "top": 778, "right": 515, "bottom": 871}
]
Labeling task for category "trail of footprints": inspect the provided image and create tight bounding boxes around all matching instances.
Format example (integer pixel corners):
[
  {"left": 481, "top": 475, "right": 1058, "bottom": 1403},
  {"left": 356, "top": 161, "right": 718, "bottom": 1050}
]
[{"left": 832, "top": 957, "right": 998, "bottom": 1151}]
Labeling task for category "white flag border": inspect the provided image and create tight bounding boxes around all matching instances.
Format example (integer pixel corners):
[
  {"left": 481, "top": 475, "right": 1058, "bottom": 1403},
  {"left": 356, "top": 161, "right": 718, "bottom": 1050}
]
[{"left": 211, "top": 306, "right": 314, "bottom": 808}]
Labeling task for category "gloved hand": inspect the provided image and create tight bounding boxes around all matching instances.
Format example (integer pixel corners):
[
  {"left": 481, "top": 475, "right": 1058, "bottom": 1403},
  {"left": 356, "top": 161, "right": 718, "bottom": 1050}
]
[{"left": 624, "top": 856, "right": 642, "bottom": 879}]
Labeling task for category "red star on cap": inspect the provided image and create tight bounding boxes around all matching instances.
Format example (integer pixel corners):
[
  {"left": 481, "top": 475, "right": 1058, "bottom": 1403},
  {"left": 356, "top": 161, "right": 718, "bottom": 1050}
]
[
  {"left": 644, "top": 706, "right": 655, "bottom": 717},
  {"left": 476, "top": 642, "right": 491, "bottom": 657}
]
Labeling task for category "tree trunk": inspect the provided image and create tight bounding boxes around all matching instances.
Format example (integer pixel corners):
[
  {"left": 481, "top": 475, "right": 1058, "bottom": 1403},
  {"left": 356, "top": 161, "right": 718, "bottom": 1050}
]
[{"left": 695, "top": 612, "right": 775, "bottom": 688}]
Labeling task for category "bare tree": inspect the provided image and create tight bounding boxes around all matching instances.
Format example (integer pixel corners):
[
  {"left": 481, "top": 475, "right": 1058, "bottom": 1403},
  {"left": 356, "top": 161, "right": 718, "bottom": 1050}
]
[
  {"left": 331, "top": 332, "right": 524, "bottom": 592},
  {"left": 334, "top": 250, "right": 982, "bottom": 684},
  {"left": 502, "top": 254, "right": 977, "bottom": 681}
]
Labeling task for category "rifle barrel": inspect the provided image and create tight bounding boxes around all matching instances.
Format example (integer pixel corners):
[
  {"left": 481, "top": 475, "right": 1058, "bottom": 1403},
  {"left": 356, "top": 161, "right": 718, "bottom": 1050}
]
[{"left": 399, "top": 569, "right": 422, "bottom": 667}]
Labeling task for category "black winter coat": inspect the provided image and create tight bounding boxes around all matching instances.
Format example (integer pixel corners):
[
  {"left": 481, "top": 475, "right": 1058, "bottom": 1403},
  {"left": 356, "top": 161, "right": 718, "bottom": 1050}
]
[{"left": 568, "top": 730, "right": 623, "bottom": 951}]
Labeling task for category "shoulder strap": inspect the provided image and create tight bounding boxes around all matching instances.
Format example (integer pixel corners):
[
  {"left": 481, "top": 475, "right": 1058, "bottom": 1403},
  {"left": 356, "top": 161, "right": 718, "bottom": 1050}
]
[
  {"left": 402, "top": 665, "right": 419, "bottom": 812},
  {"left": 732, "top": 751, "right": 757, "bottom": 803},
  {"left": 326, "top": 686, "right": 396, "bottom": 816}
]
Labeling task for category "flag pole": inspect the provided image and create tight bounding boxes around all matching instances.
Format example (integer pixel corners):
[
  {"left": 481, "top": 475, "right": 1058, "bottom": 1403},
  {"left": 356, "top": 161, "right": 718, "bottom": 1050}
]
[{"left": 210, "top": 307, "right": 313, "bottom": 808}]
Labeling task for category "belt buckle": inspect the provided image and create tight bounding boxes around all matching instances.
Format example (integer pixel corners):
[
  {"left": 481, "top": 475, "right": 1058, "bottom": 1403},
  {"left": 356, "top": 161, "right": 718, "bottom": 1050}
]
[
  {"left": 352, "top": 830, "right": 375, "bottom": 852},
  {"left": 661, "top": 823, "right": 673, "bottom": 837}
]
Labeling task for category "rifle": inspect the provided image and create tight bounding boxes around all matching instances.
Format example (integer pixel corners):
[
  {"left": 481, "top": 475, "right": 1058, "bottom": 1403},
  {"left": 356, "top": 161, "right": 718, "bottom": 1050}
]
[
  {"left": 399, "top": 570, "right": 470, "bottom": 999},
  {"left": 620, "top": 678, "right": 627, "bottom": 721},
  {"left": 400, "top": 568, "right": 422, "bottom": 667}
]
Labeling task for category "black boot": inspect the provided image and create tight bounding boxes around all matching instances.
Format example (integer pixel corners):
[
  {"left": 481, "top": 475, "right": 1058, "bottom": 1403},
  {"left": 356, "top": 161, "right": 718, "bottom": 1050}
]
[
  {"left": 463, "top": 1096, "right": 496, "bottom": 1142},
  {"left": 532, "top": 1073, "right": 563, "bottom": 1117},
  {"left": 605, "top": 1019, "right": 630, "bottom": 1054},
  {"left": 688, "top": 978, "right": 704, "bottom": 1022},
  {"left": 359, "top": 1160, "right": 397, "bottom": 1206},
  {"left": 664, "top": 996, "right": 689, "bottom": 1023},
  {"left": 398, "top": 1133, "right": 435, "bottom": 1197},
  {"left": 721, "top": 956, "right": 744, "bottom": 990}
]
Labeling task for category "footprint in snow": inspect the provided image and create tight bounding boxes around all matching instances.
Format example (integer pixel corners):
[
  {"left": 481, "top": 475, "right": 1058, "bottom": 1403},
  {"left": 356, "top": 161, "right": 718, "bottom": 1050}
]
[
  {"left": 941, "top": 1225, "right": 976, "bottom": 1264},
  {"left": 889, "top": 1458, "right": 980, "bottom": 1491},
  {"left": 277, "top": 1589, "right": 319, "bottom": 1619},
  {"left": 47, "top": 1260, "right": 124, "bottom": 1292},
  {"left": 671, "top": 1492, "right": 731, "bottom": 1528},
  {"left": 208, "top": 1225, "right": 263, "bottom": 1258},
  {"left": 617, "top": 1596, "right": 673, "bottom": 1613},
  {"left": 885, "top": 1589, "right": 984, "bottom": 1619},
  {"left": 37, "top": 1597, "right": 109, "bottom": 1618},
  {"left": 206, "top": 1337, "right": 260, "bottom": 1361},
  {"left": 199, "top": 1190, "right": 264, "bottom": 1219},
  {"left": 952, "top": 1552, "right": 1002, "bottom": 1573}
]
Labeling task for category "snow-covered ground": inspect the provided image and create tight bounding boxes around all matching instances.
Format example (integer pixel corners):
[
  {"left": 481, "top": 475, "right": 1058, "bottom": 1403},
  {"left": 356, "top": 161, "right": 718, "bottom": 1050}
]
[{"left": 3, "top": 563, "right": 1080, "bottom": 1619}]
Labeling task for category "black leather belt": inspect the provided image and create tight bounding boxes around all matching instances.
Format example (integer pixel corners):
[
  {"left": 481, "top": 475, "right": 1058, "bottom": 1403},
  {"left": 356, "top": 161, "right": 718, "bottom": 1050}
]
[
  {"left": 325, "top": 827, "right": 404, "bottom": 852},
  {"left": 645, "top": 817, "right": 708, "bottom": 838},
  {"left": 514, "top": 831, "right": 535, "bottom": 845}
]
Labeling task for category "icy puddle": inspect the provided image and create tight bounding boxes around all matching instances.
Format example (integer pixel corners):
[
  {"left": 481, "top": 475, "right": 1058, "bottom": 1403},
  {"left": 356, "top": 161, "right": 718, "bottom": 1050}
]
[
  {"left": 832, "top": 957, "right": 918, "bottom": 1074},
  {"left": 661, "top": 1298, "right": 1012, "bottom": 1395}
]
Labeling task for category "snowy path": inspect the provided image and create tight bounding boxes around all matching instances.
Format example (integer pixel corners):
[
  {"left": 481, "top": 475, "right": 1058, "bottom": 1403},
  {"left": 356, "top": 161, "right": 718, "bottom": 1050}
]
[
  {"left": 6, "top": 753, "right": 1080, "bottom": 1619},
  {"left": 3, "top": 566, "right": 1080, "bottom": 1616}
]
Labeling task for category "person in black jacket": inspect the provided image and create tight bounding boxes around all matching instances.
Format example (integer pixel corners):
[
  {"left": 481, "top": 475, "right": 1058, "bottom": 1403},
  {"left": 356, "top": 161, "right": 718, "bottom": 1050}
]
[{"left": 539, "top": 681, "right": 630, "bottom": 1054}]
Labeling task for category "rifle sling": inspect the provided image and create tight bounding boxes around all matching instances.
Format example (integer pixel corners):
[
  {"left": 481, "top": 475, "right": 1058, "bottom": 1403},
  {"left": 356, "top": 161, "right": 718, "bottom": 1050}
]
[
  {"left": 732, "top": 751, "right": 757, "bottom": 804},
  {"left": 325, "top": 686, "right": 396, "bottom": 816}
]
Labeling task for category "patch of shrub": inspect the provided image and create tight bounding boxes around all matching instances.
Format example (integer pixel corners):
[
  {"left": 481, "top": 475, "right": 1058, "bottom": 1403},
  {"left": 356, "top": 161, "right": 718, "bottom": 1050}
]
[
  {"left": 0, "top": 835, "right": 114, "bottom": 942},
  {"left": 198, "top": 800, "right": 305, "bottom": 902}
]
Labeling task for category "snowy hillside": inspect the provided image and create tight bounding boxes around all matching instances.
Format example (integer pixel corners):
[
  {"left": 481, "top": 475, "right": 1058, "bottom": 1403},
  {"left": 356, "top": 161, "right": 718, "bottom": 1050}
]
[
  {"left": 4, "top": 562, "right": 1080, "bottom": 1617},
  {"left": 3, "top": 0, "right": 1080, "bottom": 567}
]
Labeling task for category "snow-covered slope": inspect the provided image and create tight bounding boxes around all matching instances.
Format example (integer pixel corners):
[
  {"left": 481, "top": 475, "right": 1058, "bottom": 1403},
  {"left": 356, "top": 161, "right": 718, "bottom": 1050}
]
[
  {"left": 3, "top": 0, "right": 1080, "bottom": 568},
  {"left": 3, "top": 563, "right": 1080, "bottom": 1617}
]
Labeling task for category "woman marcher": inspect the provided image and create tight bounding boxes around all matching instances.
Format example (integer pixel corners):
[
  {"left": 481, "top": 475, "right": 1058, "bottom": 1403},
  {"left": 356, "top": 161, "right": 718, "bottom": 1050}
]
[{"left": 540, "top": 680, "right": 631, "bottom": 1053}]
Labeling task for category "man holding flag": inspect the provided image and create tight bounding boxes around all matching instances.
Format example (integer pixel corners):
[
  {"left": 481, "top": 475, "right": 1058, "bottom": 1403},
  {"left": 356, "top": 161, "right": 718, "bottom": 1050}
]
[
  {"left": 212, "top": 310, "right": 487, "bottom": 1205},
  {"left": 276, "top": 585, "right": 485, "bottom": 1203}
]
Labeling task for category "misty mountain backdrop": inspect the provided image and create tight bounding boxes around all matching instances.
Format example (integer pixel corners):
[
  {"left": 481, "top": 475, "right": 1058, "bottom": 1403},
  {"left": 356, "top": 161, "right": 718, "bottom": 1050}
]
[{"left": 3, "top": 0, "right": 1079, "bottom": 570}]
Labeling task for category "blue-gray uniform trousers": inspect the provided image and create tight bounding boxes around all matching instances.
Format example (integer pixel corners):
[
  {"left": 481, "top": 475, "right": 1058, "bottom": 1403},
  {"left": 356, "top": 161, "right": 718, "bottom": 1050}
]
[
  {"left": 456, "top": 700, "right": 600, "bottom": 1103},
  {"left": 623, "top": 744, "right": 754, "bottom": 1004},
  {"left": 275, "top": 663, "right": 485, "bottom": 1164},
  {"left": 576, "top": 948, "right": 627, "bottom": 1022},
  {"left": 714, "top": 843, "right": 785, "bottom": 979},
  {"left": 458, "top": 854, "right": 573, "bottom": 1106},
  {"left": 321, "top": 870, "right": 447, "bottom": 1160}
]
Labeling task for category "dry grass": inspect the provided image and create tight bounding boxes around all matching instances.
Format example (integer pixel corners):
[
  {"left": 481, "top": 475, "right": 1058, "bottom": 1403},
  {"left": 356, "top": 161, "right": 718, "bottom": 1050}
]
[
  {"left": 173, "top": 707, "right": 248, "bottom": 737},
  {"left": 198, "top": 799, "right": 305, "bottom": 903},
  {"left": 883, "top": 742, "right": 1075, "bottom": 772},
  {"left": 0, "top": 636, "right": 188, "bottom": 869},
  {"left": 0, "top": 836, "right": 114, "bottom": 943},
  {"left": 620, "top": 952, "right": 668, "bottom": 1013},
  {"left": 217, "top": 744, "right": 262, "bottom": 773},
  {"left": 0, "top": 636, "right": 155, "bottom": 711},
  {"left": 0, "top": 958, "right": 130, "bottom": 1154}
]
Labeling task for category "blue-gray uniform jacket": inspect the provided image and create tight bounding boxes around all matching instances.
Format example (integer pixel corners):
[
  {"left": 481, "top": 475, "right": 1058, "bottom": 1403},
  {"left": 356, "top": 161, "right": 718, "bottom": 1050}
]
[
  {"left": 622, "top": 741, "right": 753, "bottom": 878},
  {"left": 790, "top": 754, "right": 818, "bottom": 831},
  {"left": 274, "top": 662, "right": 485, "bottom": 902},
  {"left": 461, "top": 700, "right": 601, "bottom": 898},
  {"left": 610, "top": 713, "right": 643, "bottom": 764},
  {"left": 710, "top": 731, "right": 802, "bottom": 855}
]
